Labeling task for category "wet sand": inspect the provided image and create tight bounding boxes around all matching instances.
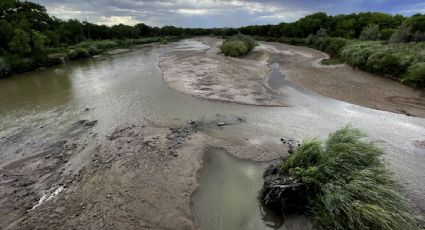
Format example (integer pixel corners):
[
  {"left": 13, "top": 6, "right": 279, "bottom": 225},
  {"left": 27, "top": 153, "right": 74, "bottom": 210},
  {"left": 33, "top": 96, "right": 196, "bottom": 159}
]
[
  {"left": 1, "top": 120, "right": 288, "bottom": 230},
  {"left": 161, "top": 37, "right": 425, "bottom": 117},
  {"left": 159, "top": 37, "right": 283, "bottom": 106}
]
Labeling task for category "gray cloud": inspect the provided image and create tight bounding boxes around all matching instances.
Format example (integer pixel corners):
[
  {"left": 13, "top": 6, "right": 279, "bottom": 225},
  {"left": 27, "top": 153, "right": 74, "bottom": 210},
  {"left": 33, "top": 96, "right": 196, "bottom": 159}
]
[
  {"left": 31, "top": 0, "right": 310, "bottom": 27},
  {"left": 31, "top": 0, "right": 424, "bottom": 28}
]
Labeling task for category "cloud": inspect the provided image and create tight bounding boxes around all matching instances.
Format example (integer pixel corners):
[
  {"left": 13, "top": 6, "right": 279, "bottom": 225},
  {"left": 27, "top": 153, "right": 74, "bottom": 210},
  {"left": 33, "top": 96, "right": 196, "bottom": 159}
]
[{"left": 31, "top": 0, "right": 425, "bottom": 28}]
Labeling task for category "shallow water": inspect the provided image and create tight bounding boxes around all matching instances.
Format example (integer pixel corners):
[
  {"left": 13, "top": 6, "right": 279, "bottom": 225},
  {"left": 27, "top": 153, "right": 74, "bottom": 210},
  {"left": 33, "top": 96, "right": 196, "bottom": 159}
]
[
  {"left": 192, "top": 148, "right": 312, "bottom": 230},
  {"left": 0, "top": 39, "right": 424, "bottom": 225}
]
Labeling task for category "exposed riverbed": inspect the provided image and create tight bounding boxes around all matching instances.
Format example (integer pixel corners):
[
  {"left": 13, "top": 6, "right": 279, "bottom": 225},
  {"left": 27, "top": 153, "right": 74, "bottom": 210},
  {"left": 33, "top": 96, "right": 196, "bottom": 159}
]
[{"left": 0, "top": 38, "right": 424, "bottom": 229}]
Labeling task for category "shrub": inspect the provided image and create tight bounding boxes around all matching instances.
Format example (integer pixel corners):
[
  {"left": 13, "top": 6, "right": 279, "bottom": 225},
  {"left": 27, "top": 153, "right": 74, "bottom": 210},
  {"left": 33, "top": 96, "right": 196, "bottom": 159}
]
[
  {"left": 359, "top": 24, "right": 380, "bottom": 41},
  {"left": 380, "top": 28, "right": 396, "bottom": 40},
  {"left": 88, "top": 45, "right": 99, "bottom": 55},
  {"left": 0, "top": 56, "right": 10, "bottom": 77},
  {"left": 220, "top": 33, "right": 258, "bottom": 57},
  {"left": 402, "top": 62, "right": 425, "bottom": 87},
  {"left": 220, "top": 40, "right": 248, "bottom": 57},
  {"left": 67, "top": 47, "right": 90, "bottom": 60},
  {"left": 228, "top": 33, "right": 258, "bottom": 51},
  {"left": 390, "top": 24, "right": 413, "bottom": 43},
  {"left": 260, "top": 127, "right": 421, "bottom": 230}
]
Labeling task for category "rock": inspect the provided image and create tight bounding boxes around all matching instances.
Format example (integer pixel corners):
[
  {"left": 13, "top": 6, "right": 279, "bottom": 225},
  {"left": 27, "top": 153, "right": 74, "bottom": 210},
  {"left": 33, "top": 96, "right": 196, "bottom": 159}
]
[
  {"left": 217, "top": 122, "right": 227, "bottom": 127},
  {"left": 187, "top": 120, "right": 195, "bottom": 125},
  {"left": 237, "top": 117, "right": 246, "bottom": 122},
  {"left": 84, "top": 108, "right": 90, "bottom": 112}
]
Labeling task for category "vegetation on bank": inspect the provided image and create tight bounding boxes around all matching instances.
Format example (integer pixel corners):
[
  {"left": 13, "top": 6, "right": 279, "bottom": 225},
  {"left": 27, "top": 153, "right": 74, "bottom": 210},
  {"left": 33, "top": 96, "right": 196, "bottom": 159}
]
[
  {"left": 276, "top": 35, "right": 425, "bottom": 87},
  {"left": 220, "top": 34, "right": 258, "bottom": 57},
  {"left": 1, "top": 0, "right": 425, "bottom": 85},
  {"left": 260, "top": 127, "right": 422, "bottom": 230},
  {"left": 1, "top": 37, "right": 172, "bottom": 76}
]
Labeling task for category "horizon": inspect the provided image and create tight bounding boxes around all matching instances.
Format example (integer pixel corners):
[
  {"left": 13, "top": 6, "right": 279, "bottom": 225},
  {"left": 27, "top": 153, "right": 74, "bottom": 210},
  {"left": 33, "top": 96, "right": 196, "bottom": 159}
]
[{"left": 31, "top": 0, "right": 425, "bottom": 28}]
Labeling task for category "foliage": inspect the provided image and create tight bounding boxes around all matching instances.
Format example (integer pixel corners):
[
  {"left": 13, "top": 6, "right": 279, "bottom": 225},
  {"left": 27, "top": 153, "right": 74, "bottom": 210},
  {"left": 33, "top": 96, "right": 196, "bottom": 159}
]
[
  {"left": 0, "top": 0, "right": 424, "bottom": 79},
  {"left": 220, "top": 34, "right": 258, "bottom": 57},
  {"left": 8, "top": 28, "right": 31, "bottom": 56},
  {"left": 339, "top": 41, "right": 425, "bottom": 83},
  {"left": 402, "top": 62, "right": 425, "bottom": 87},
  {"left": 390, "top": 24, "right": 413, "bottom": 43},
  {"left": 359, "top": 24, "right": 381, "bottom": 41},
  {"left": 220, "top": 40, "right": 248, "bottom": 57},
  {"left": 278, "top": 127, "right": 421, "bottom": 230},
  {"left": 0, "top": 56, "right": 10, "bottom": 76},
  {"left": 380, "top": 28, "right": 396, "bottom": 40},
  {"left": 32, "top": 30, "right": 48, "bottom": 50}
]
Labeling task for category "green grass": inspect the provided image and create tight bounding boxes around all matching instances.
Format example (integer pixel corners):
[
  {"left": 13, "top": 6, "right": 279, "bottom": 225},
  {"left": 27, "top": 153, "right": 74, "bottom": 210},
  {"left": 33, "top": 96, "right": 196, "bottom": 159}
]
[{"left": 271, "top": 127, "right": 422, "bottom": 230}]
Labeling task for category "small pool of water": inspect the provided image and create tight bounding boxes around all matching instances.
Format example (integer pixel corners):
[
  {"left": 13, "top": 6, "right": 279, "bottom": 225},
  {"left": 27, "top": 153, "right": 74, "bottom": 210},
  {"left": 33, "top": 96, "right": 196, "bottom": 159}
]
[{"left": 192, "top": 148, "right": 312, "bottom": 230}]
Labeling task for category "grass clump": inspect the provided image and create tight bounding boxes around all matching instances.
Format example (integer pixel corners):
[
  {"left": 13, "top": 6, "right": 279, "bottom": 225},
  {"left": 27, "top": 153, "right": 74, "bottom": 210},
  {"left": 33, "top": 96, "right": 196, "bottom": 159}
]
[
  {"left": 260, "top": 127, "right": 421, "bottom": 230},
  {"left": 220, "top": 33, "right": 258, "bottom": 57}
]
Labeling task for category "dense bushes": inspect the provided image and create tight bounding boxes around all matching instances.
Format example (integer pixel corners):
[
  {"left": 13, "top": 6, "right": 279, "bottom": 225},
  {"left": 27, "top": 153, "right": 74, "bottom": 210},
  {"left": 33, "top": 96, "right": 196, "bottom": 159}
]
[
  {"left": 0, "top": 37, "right": 173, "bottom": 77},
  {"left": 403, "top": 62, "right": 425, "bottom": 87},
  {"left": 277, "top": 35, "right": 425, "bottom": 87},
  {"left": 220, "top": 34, "right": 258, "bottom": 57},
  {"left": 340, "top": 41, "right": 425, "bottom": 85},
  {"left": 220, "top": 40, "right": 248, "bottom": 57},
  {"left": 260, "top": 127, "right": 421, "bottom": 230}
]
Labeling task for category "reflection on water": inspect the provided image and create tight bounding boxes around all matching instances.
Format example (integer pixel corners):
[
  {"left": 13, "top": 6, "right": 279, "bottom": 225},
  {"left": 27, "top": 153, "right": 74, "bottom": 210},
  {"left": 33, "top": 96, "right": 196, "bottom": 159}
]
[{"left": 192, "top": 148, "right": 312, "bottom": 230}]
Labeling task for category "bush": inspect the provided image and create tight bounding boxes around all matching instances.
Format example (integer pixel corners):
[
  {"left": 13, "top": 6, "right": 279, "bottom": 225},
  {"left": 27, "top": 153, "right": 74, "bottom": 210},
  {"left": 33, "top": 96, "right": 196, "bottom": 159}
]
[
  {"left": 390, "top": 24, "right": 413, "bottom": 43},
  {"left": 220, "top": 40, "right": 248, "bottom": 57},
  {"left": 403, "top": 62, "right": 425, "bottom": 87},
  {"left": 220, "top": 33, "right": 258, "bottom": 57},
  {"left": 67, "top": 47, "right": 90, "bottom": 60},
  {"left": 229, "top": 33, "right": 258, "bottom": 51},
  {"left": 380, "top": 28, "right": 397, "bottom": 40},
  {"left": 0, "top": 56, "right": 10, "bottom": 77},
  {"left": 260, "top": 127, "right": 421, "bottom": 230},
  {"left": 359, "top": 24, "right": 380, "bottom": 41}
]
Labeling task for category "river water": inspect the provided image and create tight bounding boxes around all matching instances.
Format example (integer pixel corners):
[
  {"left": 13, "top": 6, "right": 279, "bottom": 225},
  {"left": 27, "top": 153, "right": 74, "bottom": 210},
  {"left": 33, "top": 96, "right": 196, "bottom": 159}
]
[{"left": 0, "top": 40, "right": 424, "bottom": 228}]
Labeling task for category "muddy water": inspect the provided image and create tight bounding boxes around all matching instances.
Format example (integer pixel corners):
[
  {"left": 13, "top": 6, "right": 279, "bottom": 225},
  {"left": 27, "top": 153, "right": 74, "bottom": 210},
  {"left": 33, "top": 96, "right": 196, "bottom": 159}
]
[
  {"left": 193, "top": 148, "right": 312, "bottom": 230},
  {"left": 0, "top": 39, "right": 425, "bottom": 226}
]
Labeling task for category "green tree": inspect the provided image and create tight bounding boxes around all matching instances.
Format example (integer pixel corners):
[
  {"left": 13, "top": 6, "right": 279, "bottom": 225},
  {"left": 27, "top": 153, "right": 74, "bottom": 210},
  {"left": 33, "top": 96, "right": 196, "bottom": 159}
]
[
  {"left": 8, "top": 28, "right": 31, "bottom": 56},
  {"left": 359, "top": 24, "right": 381, "bottom": 40},
  {"left": 390, "top": 24, "right": 413, "bottom": 43},
  {"left": 32, "top": 30, "right": 48, "bottom": 50}
]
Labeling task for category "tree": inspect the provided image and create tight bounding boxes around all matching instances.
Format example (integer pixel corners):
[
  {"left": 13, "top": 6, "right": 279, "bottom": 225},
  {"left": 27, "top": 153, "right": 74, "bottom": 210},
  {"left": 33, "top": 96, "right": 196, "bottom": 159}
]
[
  {"left": 316, "top": 28, "right": 328, "bottom": 38},
  {"left": 8, "top": 28, "right": 31, "bottom": 56},
  {"left": 390, "top": 24, "right": 413, "bottom": 43},
  {"left": 32, "top": 30, "right": 48, "bottom": 50},
  {"left": 359, "top": 24, "right": 380, "bottom": 40}
]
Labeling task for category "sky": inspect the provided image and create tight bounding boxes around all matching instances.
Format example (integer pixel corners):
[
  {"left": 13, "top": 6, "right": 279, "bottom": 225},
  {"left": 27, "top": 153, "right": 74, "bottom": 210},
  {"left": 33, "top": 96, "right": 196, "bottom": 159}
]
[{"left": 32, "top": 0, "right": 425, "bottom": 28}]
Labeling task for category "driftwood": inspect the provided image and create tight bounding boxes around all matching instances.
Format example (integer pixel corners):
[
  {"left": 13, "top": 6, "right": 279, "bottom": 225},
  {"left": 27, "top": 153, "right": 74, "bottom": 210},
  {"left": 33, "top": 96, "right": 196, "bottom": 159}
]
[{"left": 258, "top": 164, "right": 308, "bottom": 214}]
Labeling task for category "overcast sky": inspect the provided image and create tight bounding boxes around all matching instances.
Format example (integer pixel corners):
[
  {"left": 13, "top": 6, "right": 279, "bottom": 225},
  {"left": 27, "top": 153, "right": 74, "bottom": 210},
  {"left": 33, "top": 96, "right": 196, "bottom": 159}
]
[{"left": 32, "top": 0, "right": 425, "bottom": 28}]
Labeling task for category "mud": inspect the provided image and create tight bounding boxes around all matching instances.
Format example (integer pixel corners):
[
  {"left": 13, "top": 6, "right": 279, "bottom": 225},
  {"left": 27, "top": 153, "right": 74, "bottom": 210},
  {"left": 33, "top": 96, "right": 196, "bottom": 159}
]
[
  {"left": 160, "top": 37, "right": 284, "bottom": 106},
  {"left": 1, "top": 119, "right": 288, "bottom": 230},
  {"left": 160, "top": 37, "right": 425, "bottom": 117},
  {"left": 0, "top": 120, "right": 98, "bottom": 229},
  {"left": 265, "top": 42, "right": 425, "bottom": 117}
]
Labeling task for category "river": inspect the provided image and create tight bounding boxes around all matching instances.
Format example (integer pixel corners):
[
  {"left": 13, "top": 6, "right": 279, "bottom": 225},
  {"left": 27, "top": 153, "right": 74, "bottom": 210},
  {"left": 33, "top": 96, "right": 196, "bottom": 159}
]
[{"left": 0, "top": 39, "right": 424, "bottom": 228}]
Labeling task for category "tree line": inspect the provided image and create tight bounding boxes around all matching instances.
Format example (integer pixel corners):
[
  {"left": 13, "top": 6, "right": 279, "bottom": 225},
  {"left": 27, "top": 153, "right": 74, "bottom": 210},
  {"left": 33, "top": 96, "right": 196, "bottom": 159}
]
[{"left": 1, "top": 0, "right": 425, "bottom": 81}]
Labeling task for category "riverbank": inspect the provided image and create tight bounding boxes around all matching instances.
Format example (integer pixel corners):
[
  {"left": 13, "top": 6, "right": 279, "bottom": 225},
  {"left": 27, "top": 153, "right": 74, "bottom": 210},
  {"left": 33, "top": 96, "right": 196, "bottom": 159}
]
[
  {"left": 0, "top": 37, "right": 174, "bottom": 78},
  {"left": 0, "top": 120, "right": 288, "bottom": 229},
  {"left": 161, "top": 37, "right": 425, "bottom": 117}
]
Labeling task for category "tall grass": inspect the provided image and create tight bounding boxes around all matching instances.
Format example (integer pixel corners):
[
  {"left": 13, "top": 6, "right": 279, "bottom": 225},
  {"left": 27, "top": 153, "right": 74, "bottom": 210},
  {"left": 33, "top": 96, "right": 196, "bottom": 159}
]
[{"left": 262, "top": 127, "right": 422, "bottom": 230}]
